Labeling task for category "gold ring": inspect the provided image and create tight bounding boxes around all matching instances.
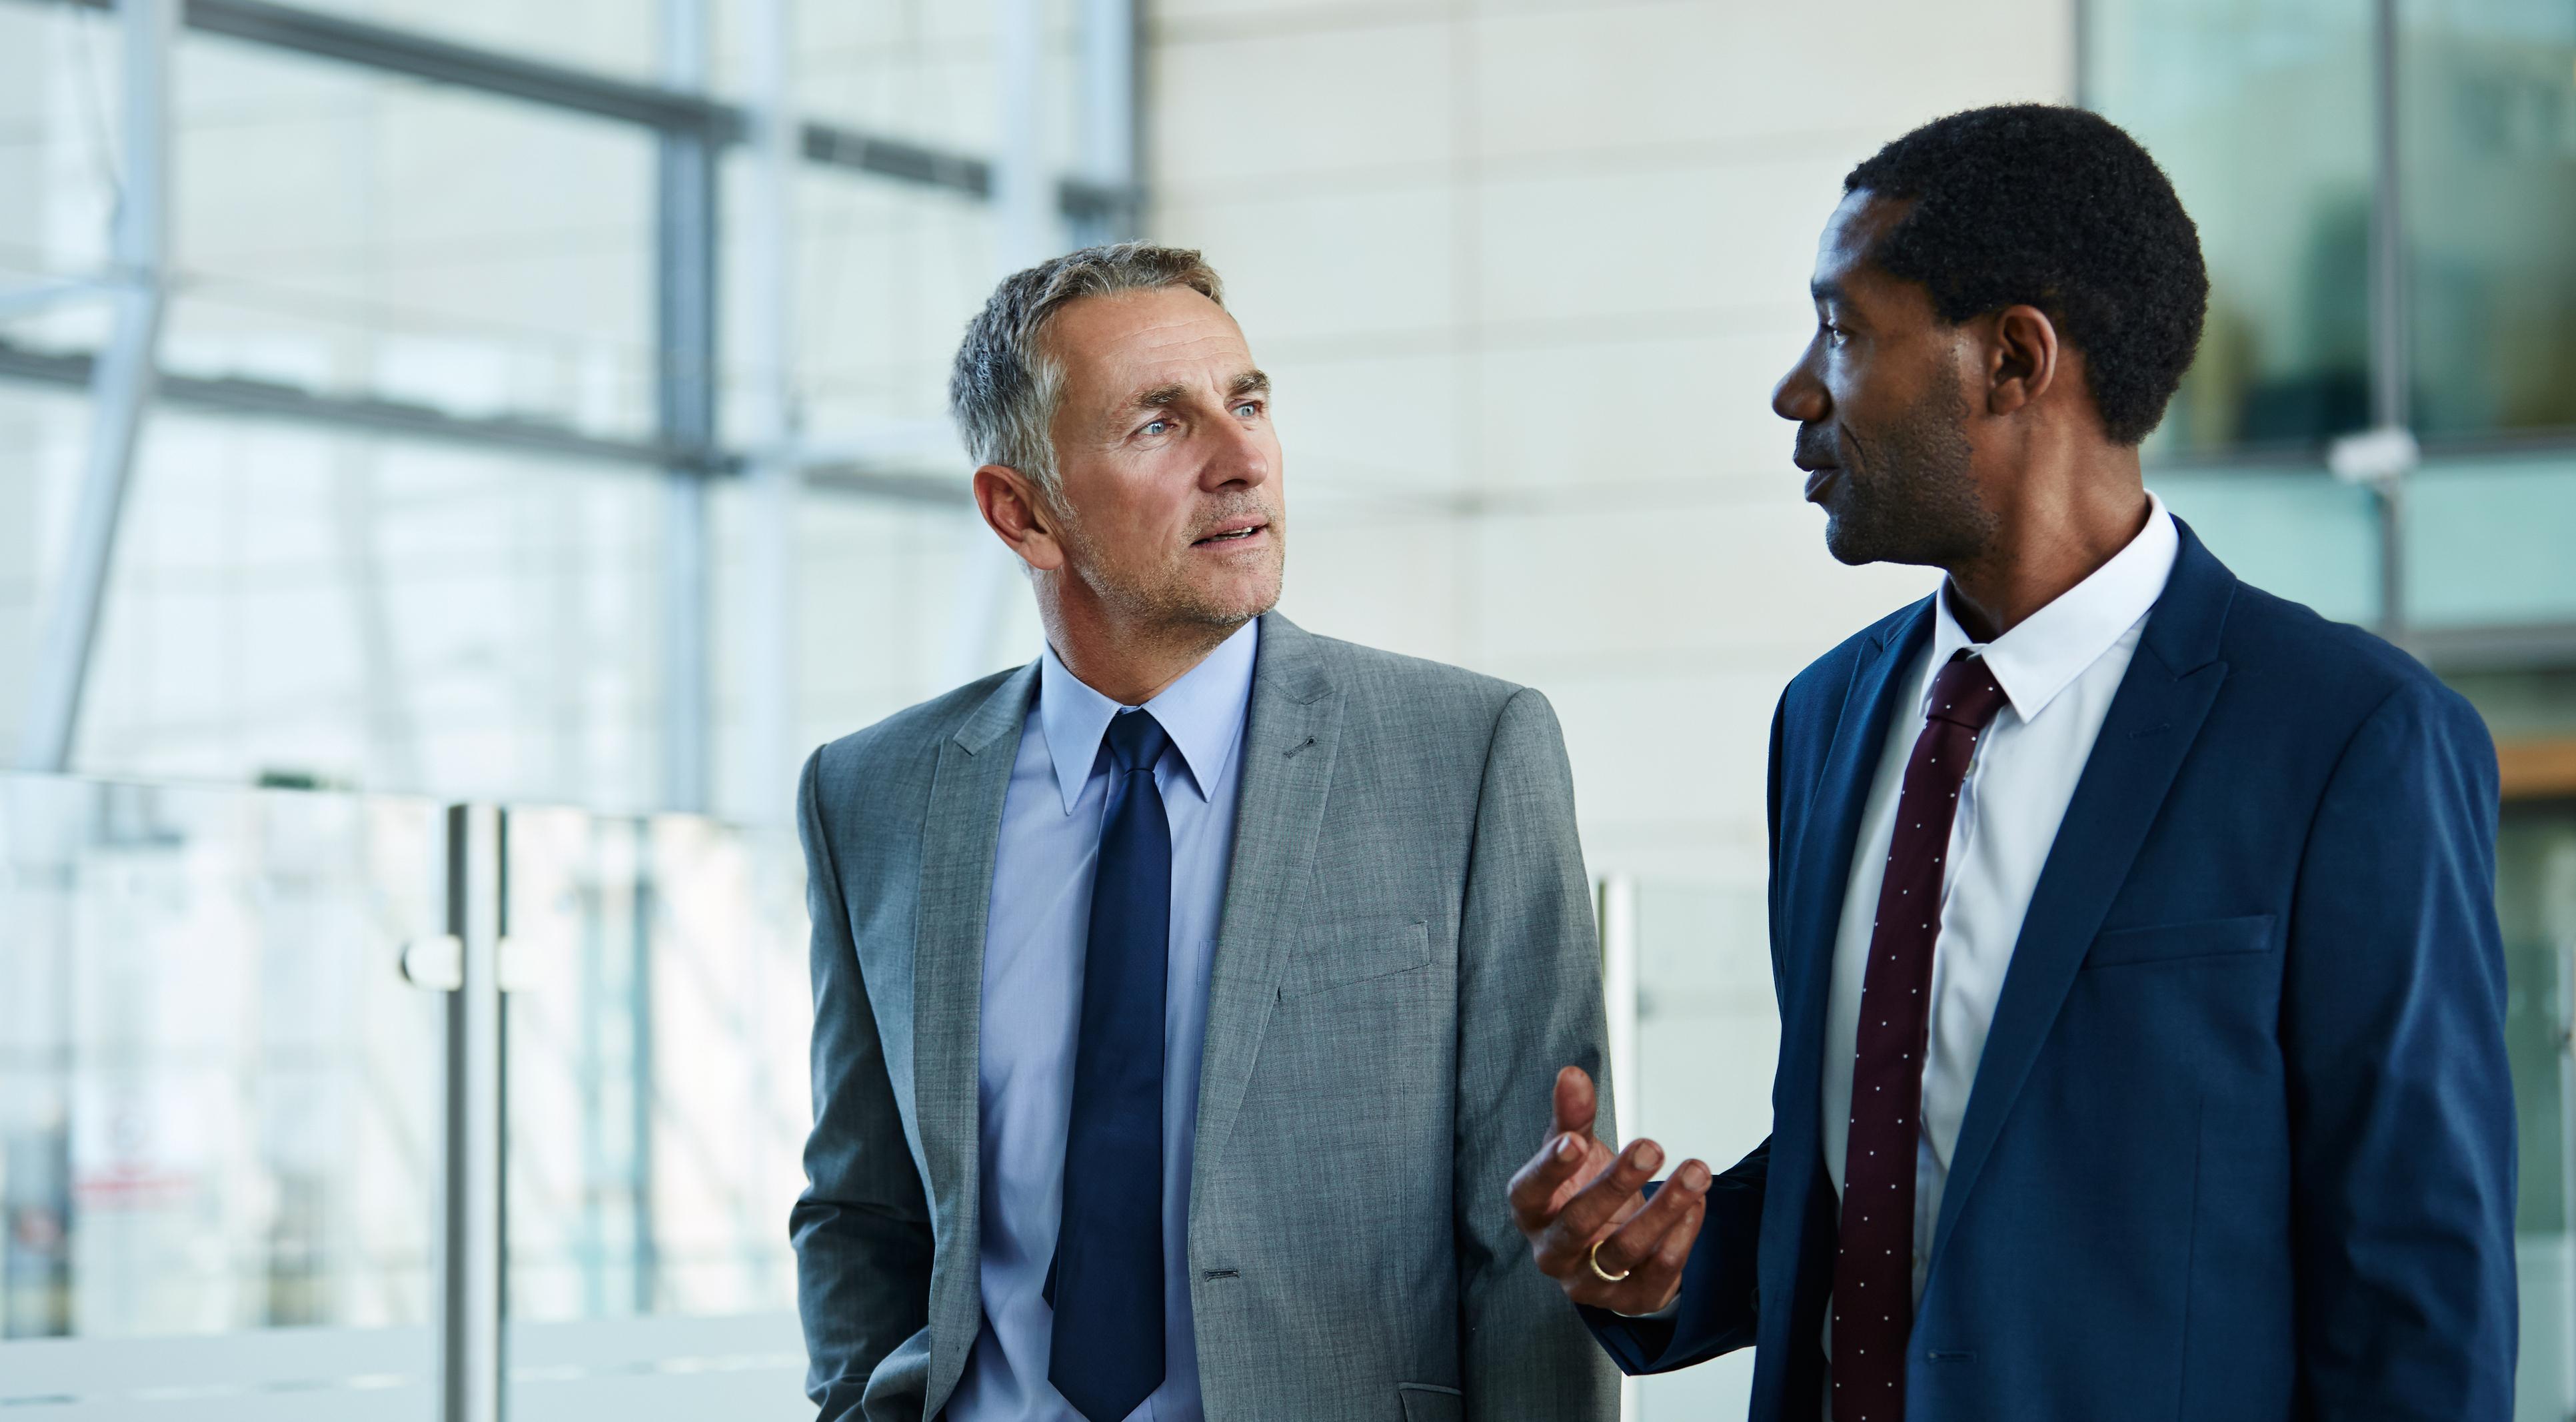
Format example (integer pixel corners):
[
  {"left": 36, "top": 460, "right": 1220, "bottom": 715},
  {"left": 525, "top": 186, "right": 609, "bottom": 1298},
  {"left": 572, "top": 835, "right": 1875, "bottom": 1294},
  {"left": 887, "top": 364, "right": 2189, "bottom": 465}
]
[{"left": 1588, "top": 1239, "right": 1632, "bottom": 1283}]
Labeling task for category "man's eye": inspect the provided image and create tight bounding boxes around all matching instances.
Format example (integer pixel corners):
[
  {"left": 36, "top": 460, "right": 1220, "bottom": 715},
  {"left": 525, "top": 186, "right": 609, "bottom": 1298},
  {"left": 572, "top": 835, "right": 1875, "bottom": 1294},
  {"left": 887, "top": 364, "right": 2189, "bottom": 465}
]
[
  {"left": 1142, "top": 418, "right": 1172, "bottom": 436},
  {"left": 1234, "top": 402, "right": 1261, "bottom": 418}
]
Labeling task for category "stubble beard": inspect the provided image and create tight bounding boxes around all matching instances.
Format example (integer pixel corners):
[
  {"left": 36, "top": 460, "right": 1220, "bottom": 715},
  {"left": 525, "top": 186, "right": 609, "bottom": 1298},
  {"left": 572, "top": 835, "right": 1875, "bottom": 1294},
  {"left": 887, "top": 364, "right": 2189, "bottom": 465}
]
[
  {"left": 1055, "top": 500, "right": 1285, "bottom": 640},
  {"left": 1821, "top": 366, "right": 1996, "bottom": 570}
]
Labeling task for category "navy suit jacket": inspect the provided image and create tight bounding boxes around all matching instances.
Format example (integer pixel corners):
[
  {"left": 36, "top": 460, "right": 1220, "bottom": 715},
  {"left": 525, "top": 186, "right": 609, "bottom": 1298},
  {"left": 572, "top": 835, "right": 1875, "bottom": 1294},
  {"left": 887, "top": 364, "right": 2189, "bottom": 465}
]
[{"left": 1588, "top": 521, "right": 2516, "bottom": 1421}]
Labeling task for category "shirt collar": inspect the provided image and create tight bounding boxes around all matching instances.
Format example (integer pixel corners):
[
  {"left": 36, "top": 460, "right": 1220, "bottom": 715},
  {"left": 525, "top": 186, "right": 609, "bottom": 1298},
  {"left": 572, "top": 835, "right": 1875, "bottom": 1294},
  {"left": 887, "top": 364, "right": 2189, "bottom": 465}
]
[
  {"left": 1927, "top": 490, "right": 2179, "bottom": 725},
  {"left": 1036, "top": 618, "right": 1261, "bottom": 815}
]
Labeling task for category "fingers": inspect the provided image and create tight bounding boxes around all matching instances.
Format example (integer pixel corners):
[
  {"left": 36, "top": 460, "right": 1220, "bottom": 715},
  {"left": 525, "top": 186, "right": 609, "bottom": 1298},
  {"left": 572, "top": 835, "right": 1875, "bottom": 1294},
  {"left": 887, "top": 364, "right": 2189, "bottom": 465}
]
[
  {"left": 1587, "top": 1157, "right": 1713, "bottom": 1283},
  {"left": 1550, "top": 1066, "right": 1598, "bottom": 1140},
  {"left": 1568, "top": 1158, "right": 1712, "bottom": 1315},
  {"left": 1532, "top": 1136, "right": 1666, "bottom": 1273},
  {"left": 1507, "top": 1127, "right": 1596, "bottom": 1237},
  {"left": 1508, "top": 1066, "right": 1608, "bottom": 1241}
]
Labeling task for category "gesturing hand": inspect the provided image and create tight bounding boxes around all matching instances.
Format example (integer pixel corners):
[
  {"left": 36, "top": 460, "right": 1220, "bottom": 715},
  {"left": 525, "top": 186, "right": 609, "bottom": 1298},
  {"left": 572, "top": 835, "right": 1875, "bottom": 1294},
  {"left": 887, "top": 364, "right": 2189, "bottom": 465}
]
[{"left": 1506, "top": 1066, "right": 1710, "bottom": 1316}]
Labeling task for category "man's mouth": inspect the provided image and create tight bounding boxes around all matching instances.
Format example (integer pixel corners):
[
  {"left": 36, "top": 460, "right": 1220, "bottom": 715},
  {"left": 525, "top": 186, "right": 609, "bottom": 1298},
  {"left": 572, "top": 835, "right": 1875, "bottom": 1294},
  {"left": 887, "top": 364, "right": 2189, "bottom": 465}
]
[
  {"left": 1192, "top": 520, "right": 1267, "bottom": 547},
  {"left": 1801, "top": 465, "right": 1841, "bottom": 502}
]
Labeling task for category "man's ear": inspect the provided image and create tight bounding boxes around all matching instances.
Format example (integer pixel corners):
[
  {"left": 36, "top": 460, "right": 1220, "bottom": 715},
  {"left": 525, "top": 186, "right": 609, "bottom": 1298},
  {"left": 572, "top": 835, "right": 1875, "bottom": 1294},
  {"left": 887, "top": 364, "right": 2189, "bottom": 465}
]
[
  {"left": 1983, "top": 304, "right": 2061, "bottom": 419},
  {"left": 974, "top": 463, "right": 1068, "bottom": 572}
]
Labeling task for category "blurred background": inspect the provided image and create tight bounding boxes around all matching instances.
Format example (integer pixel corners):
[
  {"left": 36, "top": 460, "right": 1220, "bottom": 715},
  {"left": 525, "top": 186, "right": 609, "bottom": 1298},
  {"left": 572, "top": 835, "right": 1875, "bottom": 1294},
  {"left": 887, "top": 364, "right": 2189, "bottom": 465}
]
[{"left": 0, "top": 0, "right": 2570, "bottom": 1417}]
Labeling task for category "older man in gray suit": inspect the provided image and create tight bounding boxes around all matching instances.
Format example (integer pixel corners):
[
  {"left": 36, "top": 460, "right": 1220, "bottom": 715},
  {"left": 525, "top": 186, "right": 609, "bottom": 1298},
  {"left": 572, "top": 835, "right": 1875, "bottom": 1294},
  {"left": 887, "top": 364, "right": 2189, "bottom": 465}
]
[{"left": 790, "top": 243, "right": 1619, "bottom": 1422}]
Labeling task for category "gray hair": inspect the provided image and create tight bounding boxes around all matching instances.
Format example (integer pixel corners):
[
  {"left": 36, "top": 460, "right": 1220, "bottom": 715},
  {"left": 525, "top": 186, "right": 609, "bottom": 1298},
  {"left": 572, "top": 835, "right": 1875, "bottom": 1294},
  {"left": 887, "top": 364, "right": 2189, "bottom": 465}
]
[{"left": 948, "top": 242, "right": 1226, "bottom": 496}]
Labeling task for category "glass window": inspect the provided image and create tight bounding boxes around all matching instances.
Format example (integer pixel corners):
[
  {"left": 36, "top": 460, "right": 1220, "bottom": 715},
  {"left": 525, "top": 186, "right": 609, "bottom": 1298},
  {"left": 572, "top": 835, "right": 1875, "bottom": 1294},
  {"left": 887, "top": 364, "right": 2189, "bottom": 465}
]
[
  {"left": 718, "top": 0, "right": 1088, "bottom": 173},
  {"left": 69, "top": 411, "right": 671, "bottom": 812},
  {"left": 0, "top": 776, "right": 445, "bottom": 1411},
  {"left": 2402, "top": 0, "right": 2576, "bottom": 440},
  {"left": 271, "top": 0, "right": 660, "bottom": 83},
  {"left": 500, "top": 806, "right": 810, "bottom": 1413},
  {"left": 0, "top": 384, "right": 91, "bottom": 758},
  {"left": 167, "top": 36, "right": 658, "bottom": 442},
  {"left": 2087, "top": 0, "right": 2379, "bottom": 456},
  {"left": 719, "top": 162, "right": 1002, "bottom": 446},
  {"left": 0, "top": 4, "right": 121, "bottom": 353}
]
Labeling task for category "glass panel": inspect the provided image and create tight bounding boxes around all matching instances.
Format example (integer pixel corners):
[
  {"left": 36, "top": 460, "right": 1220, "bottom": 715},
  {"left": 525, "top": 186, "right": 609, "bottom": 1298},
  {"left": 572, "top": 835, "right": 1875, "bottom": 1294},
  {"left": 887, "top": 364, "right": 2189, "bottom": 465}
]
[
  {"left": 167, "top": 35, "right": 657, "bottom": 441},
  {"left": 718, "top": 162, "right": 996, "bottom": 450},
  {"left": 2496, "top": 800, "right": 2576, "bottom": 1422},
  {"left": 0, "top": 774, "right": 444, "bottom": 1416},
  {"left": 0, "top": 384, "right": 91, "bottom": 756},
  {"left": 2087, "top": 0, "right": 2377, "bottom": 456},
  {"left": 500, "top": 806, "right": 810, "bottom": 1418},
  {"left": 0, "top": 4, "right": 119, "bottom": 308},
  {"left": 67, "top": 411, "right": 668, "bottom": 812},
  {"left": 261, "top": 0, "right": 660, "bottom": 86},
  {"left": 726, "top": 0, "right": 1086, "bottom": 173},
  {"left": 2404, "top": 454, "right": 2576, "bottom": 628},
  {"left": 2152, "top": 469, "right": 2383, "bottom": 625},
  {"left": 1623, "top": 879, "right": 1772, "bottom": 1421},
  {"left": 2401, "top": 0, "right": 2576, "bottom": 441}
]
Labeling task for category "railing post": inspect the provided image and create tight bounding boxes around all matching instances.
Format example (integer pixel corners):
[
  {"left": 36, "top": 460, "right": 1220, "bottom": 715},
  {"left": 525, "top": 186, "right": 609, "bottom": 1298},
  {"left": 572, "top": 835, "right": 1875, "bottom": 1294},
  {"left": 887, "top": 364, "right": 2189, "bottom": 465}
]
[
  {"left": 439, "top": 804, "right": 505, "bottom": 1422},
  {"left": 1595, "top": 872, "right": 1643, "bottom": 1422}
]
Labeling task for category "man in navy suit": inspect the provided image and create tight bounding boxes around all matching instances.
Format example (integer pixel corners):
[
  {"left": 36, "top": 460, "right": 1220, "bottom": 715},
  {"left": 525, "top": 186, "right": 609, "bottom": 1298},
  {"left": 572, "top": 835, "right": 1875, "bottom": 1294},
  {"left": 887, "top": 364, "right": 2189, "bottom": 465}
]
[{"left": 1506, "top": 105, "right": 2516, "bottom": 1420}]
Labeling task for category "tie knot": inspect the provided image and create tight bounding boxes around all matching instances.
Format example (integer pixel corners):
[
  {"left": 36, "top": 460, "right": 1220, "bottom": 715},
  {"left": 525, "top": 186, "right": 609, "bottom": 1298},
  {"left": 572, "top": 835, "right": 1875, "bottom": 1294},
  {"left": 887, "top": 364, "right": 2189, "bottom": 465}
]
[
  {"left": 1925, "top": 651, "right": 2011, "bottom": 731},
  {"left": 1104, "top": 708, "right": 1170, "bottom": 774}
]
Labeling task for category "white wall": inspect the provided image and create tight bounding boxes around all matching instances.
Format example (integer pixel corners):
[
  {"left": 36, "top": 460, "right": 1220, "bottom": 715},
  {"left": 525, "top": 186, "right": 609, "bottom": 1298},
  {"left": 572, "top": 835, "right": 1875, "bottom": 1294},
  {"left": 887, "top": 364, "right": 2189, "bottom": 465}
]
[{"left": 1143, "top": 1, "right": 2072, "bottom": 1410}]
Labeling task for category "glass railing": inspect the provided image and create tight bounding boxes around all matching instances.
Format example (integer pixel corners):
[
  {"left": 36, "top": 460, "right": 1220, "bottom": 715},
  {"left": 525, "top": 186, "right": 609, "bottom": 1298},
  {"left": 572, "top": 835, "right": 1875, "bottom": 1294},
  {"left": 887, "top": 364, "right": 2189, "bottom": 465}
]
[
  {"left": 22, "top": 779, "right": 2567, "bottom": 1419},
  {"left": 0, "top": 774, "right": 812, "bottom": 1421}
]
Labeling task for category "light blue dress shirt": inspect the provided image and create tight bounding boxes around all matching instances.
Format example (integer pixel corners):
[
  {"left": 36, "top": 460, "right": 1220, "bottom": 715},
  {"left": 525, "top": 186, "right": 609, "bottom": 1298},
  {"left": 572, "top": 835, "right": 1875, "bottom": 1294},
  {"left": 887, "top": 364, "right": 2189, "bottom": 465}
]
[{"left": 946, "top": 618, "right": 1258, "bottom": 1422}]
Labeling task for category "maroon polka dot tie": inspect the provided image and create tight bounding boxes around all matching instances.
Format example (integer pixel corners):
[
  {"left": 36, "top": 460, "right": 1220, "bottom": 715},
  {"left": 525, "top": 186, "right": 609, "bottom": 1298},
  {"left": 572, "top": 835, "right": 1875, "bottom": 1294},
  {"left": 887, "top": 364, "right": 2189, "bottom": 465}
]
[{"left": 1831, "top": 650, "right": 2011, "bottom": 1422}]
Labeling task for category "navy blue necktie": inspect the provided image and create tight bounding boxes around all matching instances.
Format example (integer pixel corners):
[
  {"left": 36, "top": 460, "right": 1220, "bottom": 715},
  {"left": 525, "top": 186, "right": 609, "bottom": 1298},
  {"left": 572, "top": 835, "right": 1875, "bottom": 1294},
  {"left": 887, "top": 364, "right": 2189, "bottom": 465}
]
[{"left": 1049, "top": 708, "right": 1171, "bottom": 1421}]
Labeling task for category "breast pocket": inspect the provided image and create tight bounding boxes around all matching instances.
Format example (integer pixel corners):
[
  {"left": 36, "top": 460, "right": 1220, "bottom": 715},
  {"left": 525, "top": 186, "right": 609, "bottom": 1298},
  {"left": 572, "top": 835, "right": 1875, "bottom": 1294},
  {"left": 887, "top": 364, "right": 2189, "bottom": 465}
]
[
  {"left": 1278, "top": 920, "right": 1432, "bottom": 1000},
  {"left": 2083, "top": 913, "right": 2277, "bottom": 970}
]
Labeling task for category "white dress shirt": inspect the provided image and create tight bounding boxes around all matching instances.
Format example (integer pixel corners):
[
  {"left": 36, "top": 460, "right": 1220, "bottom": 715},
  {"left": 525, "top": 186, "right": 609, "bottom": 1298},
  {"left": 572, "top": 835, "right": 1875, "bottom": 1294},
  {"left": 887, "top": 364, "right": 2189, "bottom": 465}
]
[
  {"left": 1819, "top": 494, "right": 2179, "bottom": 1319},
  {"left": 948, "top": 619, "right": 1259, "bottom": 1422}
]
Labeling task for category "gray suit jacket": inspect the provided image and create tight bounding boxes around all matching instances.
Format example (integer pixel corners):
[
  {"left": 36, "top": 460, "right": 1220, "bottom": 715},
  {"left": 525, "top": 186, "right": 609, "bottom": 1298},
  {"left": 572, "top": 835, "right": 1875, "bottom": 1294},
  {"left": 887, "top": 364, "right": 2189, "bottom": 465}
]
[{"left": 790, "top": 612, "right": 1620, "bottom": 1422}]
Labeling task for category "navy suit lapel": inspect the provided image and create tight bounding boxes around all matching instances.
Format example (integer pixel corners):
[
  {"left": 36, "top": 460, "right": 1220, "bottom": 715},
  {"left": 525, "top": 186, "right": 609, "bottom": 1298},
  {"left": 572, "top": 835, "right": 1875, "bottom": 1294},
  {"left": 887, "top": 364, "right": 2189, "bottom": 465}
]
[
  {"left": 1926, "top": 521, "right": 2237, "bottom": 1274},
  {"left": 1775, "top": 599, "right": 1935, "bottom": 1173}
]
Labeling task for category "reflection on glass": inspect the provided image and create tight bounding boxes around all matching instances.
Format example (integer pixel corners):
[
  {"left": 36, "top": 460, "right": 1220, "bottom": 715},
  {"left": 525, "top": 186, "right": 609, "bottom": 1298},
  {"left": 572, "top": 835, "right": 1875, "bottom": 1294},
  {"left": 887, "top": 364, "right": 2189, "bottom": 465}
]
[
  {"left": 2087, "top": 0, "right": 2377, "bottom": 454},
  {"left": 2403, "top": 0, "right": 2576, "bottom": 440},
  {"left": 0, "top": 776, "right": 441, "bottom": 1411},
  {"left": 169, "top": 34, "right": 657, "bottom": 439},
  {"left": 1618, "top": 878, "right": 1772, "bottom": 1421},
  {"left": 2499, "top": 801, "right": 2576, "bottom": 1421},
  {"left": 70, "top": 412, "right": 670, "bottom": 814},
  {"left": 501, "top": 808, "right": 807, "bottom": 1322}
]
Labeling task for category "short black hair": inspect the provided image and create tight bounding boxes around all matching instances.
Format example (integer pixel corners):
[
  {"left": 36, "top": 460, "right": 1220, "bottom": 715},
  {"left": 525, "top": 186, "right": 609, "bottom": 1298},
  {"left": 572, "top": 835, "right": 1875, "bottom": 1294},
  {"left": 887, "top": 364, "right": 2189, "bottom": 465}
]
[{"left": 1844, "top": 104, "right": 2209, "bottom": 446}]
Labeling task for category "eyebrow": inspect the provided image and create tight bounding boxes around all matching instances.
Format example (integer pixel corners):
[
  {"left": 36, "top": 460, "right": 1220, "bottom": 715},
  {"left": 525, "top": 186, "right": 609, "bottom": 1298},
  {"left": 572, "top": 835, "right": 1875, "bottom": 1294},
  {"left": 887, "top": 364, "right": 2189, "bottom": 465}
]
[
  {"left": 1810, "top": 279, "right": 1847, "bottom": 304},
  {"left": 1128, "top": 368, "right": 1270, "bottom": 411}
]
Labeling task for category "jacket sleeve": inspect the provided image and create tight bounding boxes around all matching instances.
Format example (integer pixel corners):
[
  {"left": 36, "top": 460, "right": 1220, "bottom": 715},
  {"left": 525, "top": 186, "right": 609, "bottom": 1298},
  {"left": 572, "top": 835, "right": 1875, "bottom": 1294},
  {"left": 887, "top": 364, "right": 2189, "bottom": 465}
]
[
  {"left": 1580, "top": 692, "right": 1786, "bottom": 1372},
  {"left": 2285, "top": 677, "right": 2516, "bottom": 1418},
  {"left": 789, "top": 746, "right": 936, "bottom": 1420},
  {"left": 1452, "top": 687, "right": 1623, "bottom": 1421}
]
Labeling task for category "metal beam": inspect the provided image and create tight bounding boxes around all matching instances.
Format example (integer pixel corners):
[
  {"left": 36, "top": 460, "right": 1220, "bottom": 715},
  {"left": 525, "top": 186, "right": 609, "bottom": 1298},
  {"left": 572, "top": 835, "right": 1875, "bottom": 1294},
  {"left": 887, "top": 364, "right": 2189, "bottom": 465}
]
[
  {"left": 0, "top": 338, "right": 704, "bottom": 468},
  {"left": 18, "top": 0, "right": 173, "bottom": 774},
  {"left": 1, "top": 338, "right": 983, "bottom": 505},
  {"left": 2365, "top": 0, "right": 2413, "bottom": 638},
  {"left": 1074, "top": 0, "right": 1141, "bottom": 245},
  {"left": 736, "top": 0, "right": 800, "bottom": 826},
  {"left": 23, "top": 0, "right": 1140, "bottom": 221},
  {"left": 657, "top": 0, "right": 716, "bottom": 816},
  {"left": 437, "top": 803, "right": 505, "bottom": 1422}
]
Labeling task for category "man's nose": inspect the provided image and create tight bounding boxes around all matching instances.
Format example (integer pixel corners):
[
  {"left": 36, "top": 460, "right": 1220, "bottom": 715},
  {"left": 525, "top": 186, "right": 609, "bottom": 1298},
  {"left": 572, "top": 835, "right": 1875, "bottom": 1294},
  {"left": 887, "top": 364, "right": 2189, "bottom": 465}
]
[
  {"left": 1774, "top": 356, "right": 1828, "bottom": 424},
  {"left": 1201, "top": 412, "right": 1270, "bottom": 489}
]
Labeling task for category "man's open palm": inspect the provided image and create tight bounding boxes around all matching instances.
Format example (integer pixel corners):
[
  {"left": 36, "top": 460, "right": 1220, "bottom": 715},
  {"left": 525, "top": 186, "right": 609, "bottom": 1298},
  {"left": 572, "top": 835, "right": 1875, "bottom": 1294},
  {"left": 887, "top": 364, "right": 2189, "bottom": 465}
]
[{"left": 1506, "top": 1066, "right": 1711, "bottom": 1316}]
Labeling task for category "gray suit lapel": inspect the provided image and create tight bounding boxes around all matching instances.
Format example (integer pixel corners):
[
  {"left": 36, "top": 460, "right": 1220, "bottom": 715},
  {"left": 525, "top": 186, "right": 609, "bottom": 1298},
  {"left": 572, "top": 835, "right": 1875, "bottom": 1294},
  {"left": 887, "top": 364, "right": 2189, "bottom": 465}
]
[
  {"left": 1192, "top": 613, "right": 1346, "bottom": 1187},
  {"left": 912, "top": 660, "right": 1038, "bottom": 1414}
]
